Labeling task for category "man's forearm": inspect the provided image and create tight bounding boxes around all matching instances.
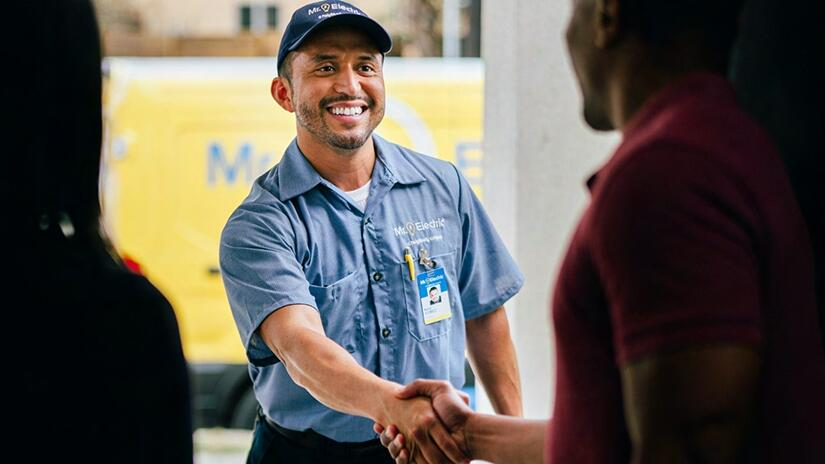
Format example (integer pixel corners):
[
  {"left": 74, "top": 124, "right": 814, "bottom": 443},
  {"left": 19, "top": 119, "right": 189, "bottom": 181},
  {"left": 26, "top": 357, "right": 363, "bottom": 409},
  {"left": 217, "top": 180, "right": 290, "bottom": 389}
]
[
  {"left": 264, "top": 308, "right": 469, "bottom": 463},
  {"left": 466, "top": 413, "right": 547, "bottom": 463},
  {"left": 272, "top": 325, "right": 401, "bottom": 422},
  {"left": 621, "top": 345, "right": 760, "bottom": 464},
  {"left": 466, "top": 306, "right": 523, "bottom": 415}
]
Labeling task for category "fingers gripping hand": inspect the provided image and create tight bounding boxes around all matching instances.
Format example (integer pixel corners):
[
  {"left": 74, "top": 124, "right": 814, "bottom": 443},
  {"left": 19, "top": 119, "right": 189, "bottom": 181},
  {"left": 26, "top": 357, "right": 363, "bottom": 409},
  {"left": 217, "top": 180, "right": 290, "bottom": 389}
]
[
  {"left": 375, "top": 423, "right": 409, "bottom": 463},
  {"left": 399, "top": 380, "right": 473, "bottom": 437},
  {"left": 409, "top": 396, "right": 466, "bottom": 463},
  {"left": 378, "top": 381, "right": 473, "bottom": 463},
  {"left": 375, "top": 424, "right": 411, "bottom": 464},
  {"left": 380, "top": 395, "right": 468, "bottom": 464}
]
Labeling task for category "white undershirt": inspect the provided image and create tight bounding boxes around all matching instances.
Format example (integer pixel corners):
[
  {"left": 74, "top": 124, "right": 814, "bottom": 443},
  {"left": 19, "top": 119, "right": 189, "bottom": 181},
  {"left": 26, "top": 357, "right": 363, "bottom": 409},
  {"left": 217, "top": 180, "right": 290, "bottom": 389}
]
[{"left": 344, "top": 179, "right": 371, "bottom": 211}]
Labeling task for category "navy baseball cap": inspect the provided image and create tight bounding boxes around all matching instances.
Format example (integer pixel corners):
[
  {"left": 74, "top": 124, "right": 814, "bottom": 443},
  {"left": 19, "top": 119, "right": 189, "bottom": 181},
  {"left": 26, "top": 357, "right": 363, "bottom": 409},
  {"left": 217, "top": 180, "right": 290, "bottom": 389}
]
[{"left": 277, "top": 1, "right": 393, "bottom": 74}]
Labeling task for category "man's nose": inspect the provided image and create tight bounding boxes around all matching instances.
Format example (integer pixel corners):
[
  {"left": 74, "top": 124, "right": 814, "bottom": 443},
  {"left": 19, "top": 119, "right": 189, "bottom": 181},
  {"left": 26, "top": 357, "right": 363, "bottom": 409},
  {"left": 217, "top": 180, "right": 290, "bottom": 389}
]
[{"left": 333, "top": 67, "right": 361, "bottom": 95}]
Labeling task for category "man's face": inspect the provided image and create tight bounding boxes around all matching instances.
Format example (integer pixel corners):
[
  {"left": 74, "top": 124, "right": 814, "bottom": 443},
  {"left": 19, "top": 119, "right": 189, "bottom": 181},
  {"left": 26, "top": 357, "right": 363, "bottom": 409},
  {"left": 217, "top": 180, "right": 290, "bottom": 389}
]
[
  {"left": 565, "top": 0, "right": 614, "bottom": 131},
  {"left": 429, "top": 287, "right": 440, "bottom": 302},
  {"left": 285, "top": 26, "right": 385, "bottom": 152}
]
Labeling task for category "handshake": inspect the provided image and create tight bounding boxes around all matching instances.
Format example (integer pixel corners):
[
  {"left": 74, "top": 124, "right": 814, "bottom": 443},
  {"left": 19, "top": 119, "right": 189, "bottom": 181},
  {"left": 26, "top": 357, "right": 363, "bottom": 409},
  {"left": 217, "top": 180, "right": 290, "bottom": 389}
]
[{"left": 372, "top": 380, "right": 475, "bottom": 464}]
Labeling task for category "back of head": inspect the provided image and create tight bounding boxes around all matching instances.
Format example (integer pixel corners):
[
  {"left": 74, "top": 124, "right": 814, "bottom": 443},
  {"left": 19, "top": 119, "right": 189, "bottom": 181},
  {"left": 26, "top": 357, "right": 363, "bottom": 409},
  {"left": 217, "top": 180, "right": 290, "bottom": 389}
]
[
  {"left": 7, "top": 0, "right": 112, "bottom": 262},
  {"left": 621, "top": 0, "right": 745, "bottom": 66}
]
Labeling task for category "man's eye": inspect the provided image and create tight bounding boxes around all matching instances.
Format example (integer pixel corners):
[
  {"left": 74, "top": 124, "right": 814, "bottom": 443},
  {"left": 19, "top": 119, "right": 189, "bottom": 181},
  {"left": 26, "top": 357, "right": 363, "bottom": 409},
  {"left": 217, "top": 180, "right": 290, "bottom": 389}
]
[
  {"left": 318, "top": 65, "right": 335, "bottom": 72},
  {"left": 359, "top": 65, "right": 376, "bottom": 73}
]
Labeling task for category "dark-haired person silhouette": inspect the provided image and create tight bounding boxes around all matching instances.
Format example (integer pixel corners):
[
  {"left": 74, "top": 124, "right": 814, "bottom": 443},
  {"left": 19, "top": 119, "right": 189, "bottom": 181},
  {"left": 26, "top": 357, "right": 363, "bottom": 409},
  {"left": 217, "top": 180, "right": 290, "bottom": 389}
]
[{"left": 6, "top": 1, "right": 194, "bottom": 462}]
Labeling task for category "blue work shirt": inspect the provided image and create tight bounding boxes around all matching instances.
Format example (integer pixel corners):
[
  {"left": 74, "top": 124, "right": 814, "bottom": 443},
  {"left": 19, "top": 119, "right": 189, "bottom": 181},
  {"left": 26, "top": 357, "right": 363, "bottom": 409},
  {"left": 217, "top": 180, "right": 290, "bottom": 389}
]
[{"left": 220, "top": 134, "right": 523, "bottom": 442}]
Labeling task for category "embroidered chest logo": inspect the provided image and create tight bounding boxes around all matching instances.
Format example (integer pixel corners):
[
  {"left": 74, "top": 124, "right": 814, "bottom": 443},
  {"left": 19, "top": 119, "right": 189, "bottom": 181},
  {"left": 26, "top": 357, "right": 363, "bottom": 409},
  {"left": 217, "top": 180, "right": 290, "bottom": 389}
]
[{"left": 393, "top": 217, "right": 446, "bottom": 238}]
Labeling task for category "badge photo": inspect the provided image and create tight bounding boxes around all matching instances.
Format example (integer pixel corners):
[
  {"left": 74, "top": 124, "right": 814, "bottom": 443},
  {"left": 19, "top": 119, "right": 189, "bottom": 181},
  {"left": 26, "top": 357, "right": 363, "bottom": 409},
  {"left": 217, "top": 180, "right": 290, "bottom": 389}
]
[{"left": 417, "top": 267, "right": 452, "bottom": 325}]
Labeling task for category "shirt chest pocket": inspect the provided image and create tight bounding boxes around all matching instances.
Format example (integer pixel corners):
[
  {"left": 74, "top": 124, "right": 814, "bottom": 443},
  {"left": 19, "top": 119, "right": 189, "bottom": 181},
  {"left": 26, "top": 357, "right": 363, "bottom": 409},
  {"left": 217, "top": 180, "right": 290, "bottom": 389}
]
[
  {"left": 399, "top": 248, "right": 459, "bottom": 341},
  {"left": 308, "top": 270, "right": 365, "bottom": 353}
]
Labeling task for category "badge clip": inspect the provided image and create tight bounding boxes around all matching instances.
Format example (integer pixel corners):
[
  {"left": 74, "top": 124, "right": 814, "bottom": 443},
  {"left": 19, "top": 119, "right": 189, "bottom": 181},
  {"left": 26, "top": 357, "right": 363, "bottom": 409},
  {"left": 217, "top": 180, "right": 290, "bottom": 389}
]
[{"left": 418, "top": 248, "right": 437, "bottom": 270}]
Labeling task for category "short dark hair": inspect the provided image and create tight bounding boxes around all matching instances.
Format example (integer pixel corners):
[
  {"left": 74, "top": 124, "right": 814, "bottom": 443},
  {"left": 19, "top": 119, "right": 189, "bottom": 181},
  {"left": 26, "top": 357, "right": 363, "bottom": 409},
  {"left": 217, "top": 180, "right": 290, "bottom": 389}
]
[
  {"left": 278, "top": 51, "right": 295, "bottom": 84},
  {"left": 621, "top": 0, "right": 745, "bottom": 52}
]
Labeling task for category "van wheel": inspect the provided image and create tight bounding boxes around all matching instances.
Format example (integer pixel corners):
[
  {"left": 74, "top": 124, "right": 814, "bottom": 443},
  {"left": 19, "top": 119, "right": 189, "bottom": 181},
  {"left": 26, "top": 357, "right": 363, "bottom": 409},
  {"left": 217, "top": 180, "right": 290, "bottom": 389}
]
[{"left": 230, "top": 388, "right": 259, "bottom": 430}]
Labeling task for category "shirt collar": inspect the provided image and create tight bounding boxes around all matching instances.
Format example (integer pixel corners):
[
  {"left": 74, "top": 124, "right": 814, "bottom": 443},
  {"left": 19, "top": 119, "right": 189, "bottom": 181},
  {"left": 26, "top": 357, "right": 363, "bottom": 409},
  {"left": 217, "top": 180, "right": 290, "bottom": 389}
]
[
  {"left": 276, "top": 139, "right": 324, "bottom": 202},
  {"left": 276, "top": 134, "right": 427, "bottom": 201},
  {"left": 372, "top": 134, "right": 427, "bottom": 186}
]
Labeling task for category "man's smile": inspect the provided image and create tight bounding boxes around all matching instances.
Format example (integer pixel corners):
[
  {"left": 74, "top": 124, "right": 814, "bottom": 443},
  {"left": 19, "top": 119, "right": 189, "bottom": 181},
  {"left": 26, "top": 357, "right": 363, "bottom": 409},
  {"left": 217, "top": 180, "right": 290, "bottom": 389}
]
[{"left": 325, "top": 101, "right": 369, "bottom": 122}]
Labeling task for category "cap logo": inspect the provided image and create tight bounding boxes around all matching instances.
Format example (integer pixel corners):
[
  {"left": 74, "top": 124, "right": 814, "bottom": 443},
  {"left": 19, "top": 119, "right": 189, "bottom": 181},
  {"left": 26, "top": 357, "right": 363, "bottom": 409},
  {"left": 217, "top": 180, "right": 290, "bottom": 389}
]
[{"left": 307, "top": 3, "right": 364, "bottom": 16}]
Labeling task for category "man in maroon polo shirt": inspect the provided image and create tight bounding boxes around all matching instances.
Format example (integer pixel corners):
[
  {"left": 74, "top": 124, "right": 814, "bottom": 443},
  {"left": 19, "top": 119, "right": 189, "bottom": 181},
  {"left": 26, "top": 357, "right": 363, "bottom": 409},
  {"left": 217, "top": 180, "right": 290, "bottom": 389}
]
[{"left": 375, "top": 0, "right": 825, "bottom": 462}]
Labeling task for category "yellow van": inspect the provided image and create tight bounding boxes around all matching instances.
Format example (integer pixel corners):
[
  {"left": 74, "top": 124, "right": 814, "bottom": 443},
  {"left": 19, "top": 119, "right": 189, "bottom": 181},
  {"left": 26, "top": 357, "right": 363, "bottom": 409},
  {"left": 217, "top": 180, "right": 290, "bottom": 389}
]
[{"left": 101, "top": 57, "right": 484, "bottom": 428}]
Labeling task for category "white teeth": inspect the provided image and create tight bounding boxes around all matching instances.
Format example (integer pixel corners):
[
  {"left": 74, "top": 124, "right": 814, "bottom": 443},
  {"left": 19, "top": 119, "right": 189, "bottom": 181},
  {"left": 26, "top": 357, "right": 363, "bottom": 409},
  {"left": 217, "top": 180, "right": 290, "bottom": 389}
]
[{"left": 330, "top": 106, "right": 363, "bottom": 116}]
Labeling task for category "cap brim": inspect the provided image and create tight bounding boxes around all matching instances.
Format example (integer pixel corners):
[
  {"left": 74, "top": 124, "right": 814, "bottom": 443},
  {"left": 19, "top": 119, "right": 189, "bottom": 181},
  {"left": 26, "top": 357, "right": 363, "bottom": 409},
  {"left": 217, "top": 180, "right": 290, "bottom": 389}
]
[{"left": 286, "top": 13, "right": 392, "bottom": 57}]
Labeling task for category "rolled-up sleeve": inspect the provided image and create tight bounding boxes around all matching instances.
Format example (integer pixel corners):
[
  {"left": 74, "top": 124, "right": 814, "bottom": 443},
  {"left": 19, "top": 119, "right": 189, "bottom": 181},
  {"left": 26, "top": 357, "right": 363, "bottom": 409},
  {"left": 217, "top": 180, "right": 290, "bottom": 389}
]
[
  {"left": 452, "top": 165, "right": 524, "bottom": 320},
  {"left": 219, "top": 204, "right": 316, "bottom": 366}
]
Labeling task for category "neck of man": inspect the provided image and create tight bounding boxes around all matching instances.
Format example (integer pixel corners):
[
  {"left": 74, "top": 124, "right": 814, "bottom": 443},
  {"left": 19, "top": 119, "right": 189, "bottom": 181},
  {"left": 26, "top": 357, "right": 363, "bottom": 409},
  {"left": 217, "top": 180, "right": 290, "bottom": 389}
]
[
  {"left": 608, "top": 36, "right": 729, "bottom": 132},
  {"left": 297, "top": 132, "right": 377, "bottom": 191}
]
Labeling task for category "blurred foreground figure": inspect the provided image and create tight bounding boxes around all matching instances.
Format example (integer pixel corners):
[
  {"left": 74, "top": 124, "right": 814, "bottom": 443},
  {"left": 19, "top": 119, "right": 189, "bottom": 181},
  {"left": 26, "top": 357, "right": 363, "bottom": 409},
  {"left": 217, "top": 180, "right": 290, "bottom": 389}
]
[
  {"left": 378, "top": 0, "right": 825, "bottom": 462},
  {"left": 731, "top": 0, "right": 825, "bottom": 354},
  {"left": 5, "top": 1, "right": 193, "bottom": 461}
]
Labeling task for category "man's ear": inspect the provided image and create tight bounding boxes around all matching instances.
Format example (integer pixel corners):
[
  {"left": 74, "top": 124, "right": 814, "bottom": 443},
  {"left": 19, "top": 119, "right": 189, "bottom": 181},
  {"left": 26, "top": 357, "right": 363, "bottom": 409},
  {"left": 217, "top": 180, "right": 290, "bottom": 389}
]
[
  {"left": 271, "top": 77, "right": 294, "bottom": 113},
  {"left": 594, "top": 0, "right": 621, "bottom": 49}
]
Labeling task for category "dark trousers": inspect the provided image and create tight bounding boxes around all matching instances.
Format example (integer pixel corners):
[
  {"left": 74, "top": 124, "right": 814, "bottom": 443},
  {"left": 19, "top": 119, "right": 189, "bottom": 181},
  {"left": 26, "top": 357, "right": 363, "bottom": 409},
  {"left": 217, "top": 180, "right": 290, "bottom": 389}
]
[{"left": 247, "top": 411, "right": 394, "bottom": 464}]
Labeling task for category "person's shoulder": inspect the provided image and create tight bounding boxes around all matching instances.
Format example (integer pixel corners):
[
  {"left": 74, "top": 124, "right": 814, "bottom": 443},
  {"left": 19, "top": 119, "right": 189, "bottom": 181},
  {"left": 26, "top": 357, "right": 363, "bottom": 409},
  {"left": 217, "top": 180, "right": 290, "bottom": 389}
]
[
  {"left": 397, "top": 144, "right": 454, "bottom": 172},
  {"left": 378, "top": 136, "right": 461, "bottom": 181},
  {"left": 240, "top": 163, "right": 289, "bottom": 209},
  {"left": 221, "top": 165, "right": 297, "bottom": 244},
  {"left": 376, "top": 136, "right": 467, "bottom": 204},
  {"left": 97, "top": 267, "right": 176, "bottom": 317},
  {"left": 40, "top": 262, "right": 182, "bottom": 350},
  {"left": 614, "top": 91, "right": 782, "bottom": 196},
  {"left": 637, "top": 80, "right": 777, "bottom": 165},
  {"left": 611, "top": 90, "right": 752, "bottom": 187}
]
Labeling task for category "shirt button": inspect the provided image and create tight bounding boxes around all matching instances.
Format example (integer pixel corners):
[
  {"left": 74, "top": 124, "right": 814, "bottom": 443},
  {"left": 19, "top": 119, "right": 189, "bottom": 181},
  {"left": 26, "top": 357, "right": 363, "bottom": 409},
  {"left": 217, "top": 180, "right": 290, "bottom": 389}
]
[
  {"left": 372, "top": 272, "right": 383, "bottom": 282},
  {"left": 382, "top": 327, "right": 391, "bottom": 338}
]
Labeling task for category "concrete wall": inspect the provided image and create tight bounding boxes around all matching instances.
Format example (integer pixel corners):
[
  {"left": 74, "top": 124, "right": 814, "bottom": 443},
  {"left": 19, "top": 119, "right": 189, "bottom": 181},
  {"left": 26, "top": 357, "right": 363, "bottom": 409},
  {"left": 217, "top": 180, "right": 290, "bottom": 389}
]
[{"left": 479, "top": 0, "right": 619, "bottom": 418}]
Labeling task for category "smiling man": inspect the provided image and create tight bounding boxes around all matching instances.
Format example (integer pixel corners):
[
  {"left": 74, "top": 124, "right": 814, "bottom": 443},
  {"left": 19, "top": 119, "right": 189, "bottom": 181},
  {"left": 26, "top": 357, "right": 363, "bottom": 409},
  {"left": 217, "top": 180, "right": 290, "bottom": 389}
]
[{"left": 219, "top": 2, "right": 524, "bottom": 463}]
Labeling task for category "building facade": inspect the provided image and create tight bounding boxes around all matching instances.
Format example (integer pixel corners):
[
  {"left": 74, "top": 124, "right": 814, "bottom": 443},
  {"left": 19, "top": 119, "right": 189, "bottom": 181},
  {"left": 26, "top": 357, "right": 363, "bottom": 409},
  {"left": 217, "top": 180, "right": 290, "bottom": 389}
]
[{"left": 93, "top": 0, "right": 480, "bottom": 57}]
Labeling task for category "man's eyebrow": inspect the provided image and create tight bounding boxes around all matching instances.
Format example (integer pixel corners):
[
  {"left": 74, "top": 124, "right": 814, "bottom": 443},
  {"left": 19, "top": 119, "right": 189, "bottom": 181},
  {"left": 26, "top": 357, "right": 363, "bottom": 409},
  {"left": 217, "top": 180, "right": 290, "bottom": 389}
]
[
  {"left": 311, "top": 54, "right": 339, "bottom": 62},
  {"left": 311, "top": 53, "right": 379, "bottom": 62}
]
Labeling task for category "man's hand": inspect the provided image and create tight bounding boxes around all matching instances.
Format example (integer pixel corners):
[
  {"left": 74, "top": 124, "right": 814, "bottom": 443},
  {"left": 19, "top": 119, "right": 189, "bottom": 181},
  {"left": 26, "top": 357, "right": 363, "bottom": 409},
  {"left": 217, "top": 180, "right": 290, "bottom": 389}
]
[
  {"left": 375, "top": 380, "right": 474, "bottom": 464},
  {"left": 379, "top": 391, "right": 470, "bottom": 464}
]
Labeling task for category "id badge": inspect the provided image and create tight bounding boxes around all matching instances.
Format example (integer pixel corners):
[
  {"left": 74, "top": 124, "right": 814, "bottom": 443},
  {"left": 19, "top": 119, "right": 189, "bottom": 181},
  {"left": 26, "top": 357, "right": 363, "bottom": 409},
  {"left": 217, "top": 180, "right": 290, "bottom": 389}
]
[{"left": 417, "top": 267, "right": 452, "bottom": 325}]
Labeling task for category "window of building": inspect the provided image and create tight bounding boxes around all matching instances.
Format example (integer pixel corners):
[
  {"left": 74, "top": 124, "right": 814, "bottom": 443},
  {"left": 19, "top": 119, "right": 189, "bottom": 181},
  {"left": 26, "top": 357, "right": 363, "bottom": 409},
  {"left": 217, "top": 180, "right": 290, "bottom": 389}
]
[
  {"left": 239, "top": 4, "right": 279, "bottom": 33},
  {"left": 267, "top": 6, "right": 278, "bottom": 29},
  {"left": 240, "top": 5, "right": 252, "bottom": 31}
]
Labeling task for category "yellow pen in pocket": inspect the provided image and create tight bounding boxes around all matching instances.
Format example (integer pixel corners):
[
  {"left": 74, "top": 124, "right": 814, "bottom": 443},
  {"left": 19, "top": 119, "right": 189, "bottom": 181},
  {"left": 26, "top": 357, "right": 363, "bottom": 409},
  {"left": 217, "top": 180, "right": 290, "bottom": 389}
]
[{"left": 404, "top": 247, "right": 416, "bottom": 280}]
